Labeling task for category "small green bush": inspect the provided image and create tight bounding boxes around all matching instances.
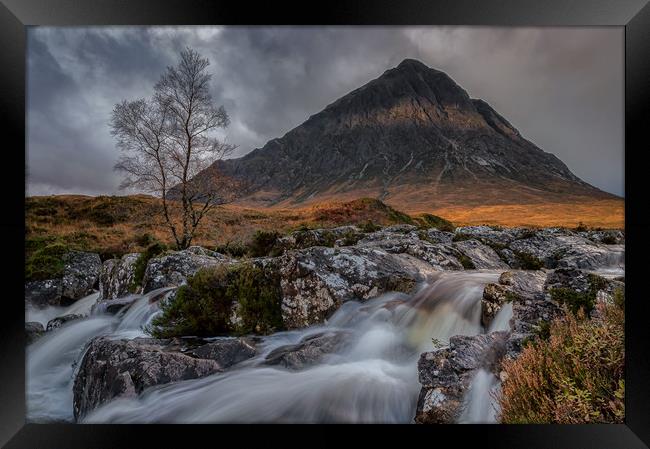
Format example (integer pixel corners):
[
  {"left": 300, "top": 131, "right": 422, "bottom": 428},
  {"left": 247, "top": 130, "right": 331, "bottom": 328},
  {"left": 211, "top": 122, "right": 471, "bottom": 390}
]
[
  {"left": 249, "top": 230, "right": 282, "bottom": 257},
  {"left": 458, "top": 254, "right": 476, "bottom": 269},
  {"left": 549, "top": 287, "right": 593, "bottom": 316},
  {"left": 601, "top": 234, "right": 617, "bottom": 245},
  {"left": 416, "top": 214, "right": 455, "bottom": 232},
  {"left": 574, "top": 222, "right": 589, "bottom": 232},
  {"left": 514, "top": 251, "right": 545, "bottom": 270},
  {"left": 215, "top": 241, "right": 247, "bottom": 258},
  {"left": 360, "top": 220, "right": 381, "bottom": 233},
  {"left": 452, "top": 232, "right": 473, "bottom": 242},
  {"left": 150, "top": 265, "right": 236, "bottom": 338},
  {"left": 228, "top": 264, "right": 284, "bottom": 334},
  {"left": 25, "top": 241, "right": 70, "bottom": 281},
  {"left": 149, "top": 262, "right": 284, "bottom": 338},
  {"left": 135, "top": 233, "right": 156, "bottom": 247},
  {"left": 129, "top": 242, "right": 166, "bottom": 292}
]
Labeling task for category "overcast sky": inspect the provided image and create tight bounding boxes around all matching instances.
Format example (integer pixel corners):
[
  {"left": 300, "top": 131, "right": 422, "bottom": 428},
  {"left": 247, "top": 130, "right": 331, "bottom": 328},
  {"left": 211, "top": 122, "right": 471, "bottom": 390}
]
[{"left": 27, "top": 26, "right": 624, "bottom": 197}]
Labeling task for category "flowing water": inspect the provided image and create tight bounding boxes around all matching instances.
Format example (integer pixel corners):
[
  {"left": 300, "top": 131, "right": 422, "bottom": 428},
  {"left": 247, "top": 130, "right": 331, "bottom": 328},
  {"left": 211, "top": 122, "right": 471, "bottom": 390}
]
[
  {"left": 27, "top": 271, "right": 513, "bottom": 424},
  {"left": 26, "top": 288, "right": 173, "bottom": 422}
]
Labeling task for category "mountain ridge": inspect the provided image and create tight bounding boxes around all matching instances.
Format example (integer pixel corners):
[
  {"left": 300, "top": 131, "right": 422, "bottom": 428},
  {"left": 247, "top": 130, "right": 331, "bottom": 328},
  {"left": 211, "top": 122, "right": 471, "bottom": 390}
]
[{"left": 191, "top": 58, "right": 617, "bottom": 211}]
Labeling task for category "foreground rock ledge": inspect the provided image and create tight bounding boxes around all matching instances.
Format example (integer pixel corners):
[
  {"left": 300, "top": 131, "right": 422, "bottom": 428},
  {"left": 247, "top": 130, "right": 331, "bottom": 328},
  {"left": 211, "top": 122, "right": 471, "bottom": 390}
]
[{"left": 73, "top": 336, "right": 256, "bottom": 420}]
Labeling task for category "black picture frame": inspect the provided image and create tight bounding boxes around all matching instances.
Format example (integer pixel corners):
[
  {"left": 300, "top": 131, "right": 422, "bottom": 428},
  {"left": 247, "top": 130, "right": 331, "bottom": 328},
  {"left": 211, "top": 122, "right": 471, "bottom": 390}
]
[{"left": 2, "top": 1, "right": 649, "bottom": 447}]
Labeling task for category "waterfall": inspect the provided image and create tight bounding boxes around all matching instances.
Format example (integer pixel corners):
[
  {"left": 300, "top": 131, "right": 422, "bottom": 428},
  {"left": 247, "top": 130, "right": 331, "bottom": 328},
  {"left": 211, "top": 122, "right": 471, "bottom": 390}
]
[
  {"left": 26, "top": 288, "right": 174, "bottom": 422},
  {"left": 77, "top": 271, "right": 502, "bottom": 423}
]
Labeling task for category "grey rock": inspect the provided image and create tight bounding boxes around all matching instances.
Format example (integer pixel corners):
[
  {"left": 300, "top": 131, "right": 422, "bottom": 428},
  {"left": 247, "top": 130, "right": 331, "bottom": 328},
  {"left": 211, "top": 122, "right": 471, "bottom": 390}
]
[
  {"left": 99, "top": 253, "right": 140, "bottom": 300},
  {"left": 419, "top": 229, "right": 454, "bottom": 244},
  {"left": 415, "top": 331, "right": 509, "bottom": 424},
  {"left": 92, "top": 296, "right": 140, "bottom": 315},
  {"left": 25, "top": 321, "right": 45, "bottom": 344},
  {"left": 452, "top": 239, "right": 509, "bottom": 269},
  {"left": 277, "top": 226, "right": 364, "bottom": 252},
  {"left": 73, "top": 337, "right": 221, "bottom": 420},
  {"left": 579, "top": 230, "right": 625, "bottom": 245},
  {"left": 141, "top": 249, "right": 231, "bottom": 293},
  {"left": 61, "top": 251, "right": 102, "bottom": 304},
  {"left": 187, "top": 337, "right": 257, "bottom": 369},
  {"left": 25, "top": 279, "right": 62, "bottom": 307},
  {"left": 277, "top": 245, "right": 439, "bottom": 329},
  {"left": 508, "top": 229, "right": 623, "bottom": 270},
  {"left": 46, "top": 313, "right": 83, "bottom": 331},
  {"left": 264, "top": 330, "right": 351, "bottom": 369}
]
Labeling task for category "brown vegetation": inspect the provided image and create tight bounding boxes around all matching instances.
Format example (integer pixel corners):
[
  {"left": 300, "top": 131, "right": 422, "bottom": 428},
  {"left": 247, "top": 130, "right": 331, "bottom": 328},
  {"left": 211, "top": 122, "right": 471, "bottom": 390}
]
[{"left": 498, "top": 293, "right": 625, "bottom": 424}]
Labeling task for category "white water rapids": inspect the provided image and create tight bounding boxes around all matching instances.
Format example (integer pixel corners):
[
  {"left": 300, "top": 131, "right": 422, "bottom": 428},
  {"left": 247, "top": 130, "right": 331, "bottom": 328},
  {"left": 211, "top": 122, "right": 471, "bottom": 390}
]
[{"left": 27, "top": 271, "right": 514, "bottom": 424}]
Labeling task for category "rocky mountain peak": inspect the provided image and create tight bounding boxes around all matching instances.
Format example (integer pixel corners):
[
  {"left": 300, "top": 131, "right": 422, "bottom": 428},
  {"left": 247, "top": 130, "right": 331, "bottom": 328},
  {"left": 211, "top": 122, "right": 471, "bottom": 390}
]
[{"left": 188, "top": 59, "right": 615, "bottom": 210}]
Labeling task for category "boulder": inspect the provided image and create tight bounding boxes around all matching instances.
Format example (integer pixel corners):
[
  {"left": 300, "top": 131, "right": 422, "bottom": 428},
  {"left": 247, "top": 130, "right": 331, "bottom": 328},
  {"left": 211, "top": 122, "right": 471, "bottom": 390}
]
[
  {"left": 73, "top": 337, "right": 221, "bottom": 420},
  {"left": 25, "top": 279, "right": 62, "bottom": 307},
  {"left": 263, "top": 330, "right": 350, "bottom": 369},
  {"left": 60, "top": 251, "right": 102, "bottom": 304},
  {"left": 452, "top": 239, "right": 509, "bottom": 269},
  {"left": 141, "top": 249, "right": 231, "bottom": 293},
  {"left": 454, "top": 226, "right": 527, "bottom": 247},
  {"left": 357, "top": 229, "right": 464, "bottom": 270},
  {"left": 92, "top": 296, "right": 140, "bottom": 315},
  {"left": 508, "top": 229, "right": 623, "bottom": 270},
  {"left": 46, "top": 313, "right": 83, "bottom": 331},
  {"left": 25, "top": 321, "right": 45, "bottom": 344},
  {"left": 419, "top": 228, "right": 454, "bottom": 244},
  {"left": 415, "top": 331, "right": 509, "bottom": 423},
  {"left": 99, "top": 253, "right": 140, "bottom": 300},
  {"left": 276, "top": 226, "right": 364, "bottom": 251},
  {"left": 578, "top": 230, "right": 625, "bottom": 245},
  {"left": 481, "top": 270, "right": 548, "bottom": 328},
  {"left": 277, "top": 245, "right": 439, "bottom": 329},
  {"left": 187, "top": 337, "right": 258, "bottom": 369}
]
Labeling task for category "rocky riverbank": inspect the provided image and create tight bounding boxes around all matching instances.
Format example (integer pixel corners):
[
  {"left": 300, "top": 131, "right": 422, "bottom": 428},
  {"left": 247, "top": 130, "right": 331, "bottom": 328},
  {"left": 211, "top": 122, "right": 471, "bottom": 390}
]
[{"left": 25, "top": 223, "right": 624, "bottom": 423}]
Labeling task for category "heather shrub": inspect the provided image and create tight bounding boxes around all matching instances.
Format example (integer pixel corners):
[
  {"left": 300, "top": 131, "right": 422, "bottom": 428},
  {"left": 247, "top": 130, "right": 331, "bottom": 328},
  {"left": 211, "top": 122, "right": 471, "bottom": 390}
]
[{"left": 499, "top": 299, "right": 624, "bottom": 424}]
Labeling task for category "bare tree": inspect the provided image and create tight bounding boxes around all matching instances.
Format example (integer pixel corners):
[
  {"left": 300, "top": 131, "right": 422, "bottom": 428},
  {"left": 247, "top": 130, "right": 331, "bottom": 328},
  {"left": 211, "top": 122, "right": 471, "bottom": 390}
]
[{"left": 111, "top": 47, "right": 236, "bottom": 249}]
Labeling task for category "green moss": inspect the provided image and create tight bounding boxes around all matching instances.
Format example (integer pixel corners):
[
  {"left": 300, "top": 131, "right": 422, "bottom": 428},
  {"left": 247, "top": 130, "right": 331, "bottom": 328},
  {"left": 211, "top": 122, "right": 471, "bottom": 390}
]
[
  {"left": 249, "top": 230, "right": 282, "bottom": 257},
  {"left": 415, "top": 214, "right": 455, "bottom": 232},
  {"left": 514, "top": 251, "right": 545, "bottom": 270},
  {"left": 613, "top": 286, "right": 625, "bottom": 310},
  {"left": 534, "top": 320, "right": 552, "bottom": 341},
  {"left": 360, "top": 220, "right": 381, "bottom": 233},
  {"left": 215, "top": 241, "right": 247, "bottom": 258},
  {"left": 550, "top": 287, "right": 596, "bottom": 316},
  {"left": 458, "top": 254, "right": 476, "bottom": 269},
  {"left": 25, "top": 241, "right": 70, "bottom": 281},
  {"left": 149, "top": 262, "right": 284, "bottom": 338},
  {"left": 452, "top": 232, "right": 473, "bottom": 242},
  {"left": 129, "top": 242, "right": 167, "bottom": 293}
]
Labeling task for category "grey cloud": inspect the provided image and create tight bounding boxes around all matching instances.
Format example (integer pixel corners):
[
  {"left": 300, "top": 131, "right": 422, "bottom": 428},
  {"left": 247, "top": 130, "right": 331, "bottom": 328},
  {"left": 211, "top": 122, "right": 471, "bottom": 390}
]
[{"left": 27, "top": 26, "right": 624, "bottom": 197}]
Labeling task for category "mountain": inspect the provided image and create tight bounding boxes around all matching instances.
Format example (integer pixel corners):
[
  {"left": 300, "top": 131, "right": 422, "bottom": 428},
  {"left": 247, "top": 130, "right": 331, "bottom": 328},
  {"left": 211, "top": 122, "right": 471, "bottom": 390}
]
[{"left": 194, "top": 58, "right": 617, "bottom": 212}]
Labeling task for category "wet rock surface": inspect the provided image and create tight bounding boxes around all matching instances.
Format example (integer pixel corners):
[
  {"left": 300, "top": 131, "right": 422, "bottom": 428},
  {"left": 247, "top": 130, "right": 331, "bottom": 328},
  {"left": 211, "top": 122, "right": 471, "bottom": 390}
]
[
  {"left": 73, "top": 337, "right": 222, "bottom": 420},
  {"left": 415, "top": 331, "right": 509, "bottom": 424},
  {"left": 26, "top": 321, "right": 45, "bottom": 344},
  {"left": 46, "top": 314, "right": 84, "bottom": 331},
  {"left": 187, "top": 337, "right": 258, "bottom": 369},
  {"left": 263, "top": 331, "right": 351, "bottom": 370}
]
